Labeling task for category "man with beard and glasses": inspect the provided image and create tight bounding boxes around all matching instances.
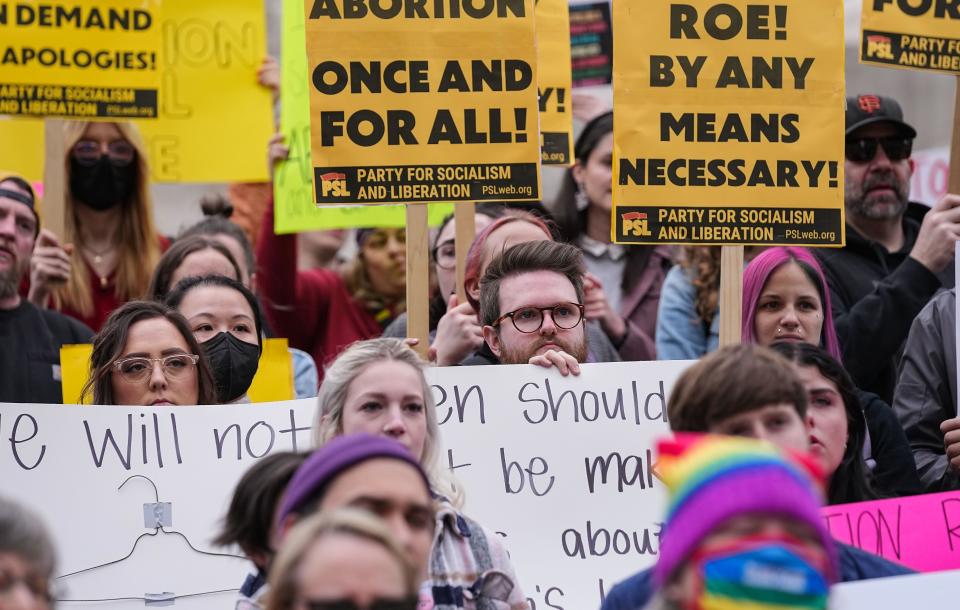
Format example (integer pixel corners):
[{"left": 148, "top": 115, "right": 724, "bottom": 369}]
[
  {"left": 473, "top": 240, "right": 588, "bottom": 375},
  {"left": 0, "top": 174, "right": 92, "bottom": 403},
  {"left": 815, "top": 95, "right": 960, "bottom": 403}
]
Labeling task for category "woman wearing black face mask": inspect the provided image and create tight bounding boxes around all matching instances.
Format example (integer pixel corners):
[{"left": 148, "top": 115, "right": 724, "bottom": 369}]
[
  {"left": 166, "top": 275, "right": 263, "bottom": 404},
  {"left": 27, "top": 121, "right": 166, "bottom": 333}
]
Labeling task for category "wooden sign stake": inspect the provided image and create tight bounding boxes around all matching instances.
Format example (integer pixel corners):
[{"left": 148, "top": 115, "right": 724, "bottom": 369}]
[
  {"left": 405, "top": 204, "right": 430, "bottom": 360},
  {"left": 718, "top": 245, "right": 744, "bottom": 347},
  {"left": 454, "top": 202, "right": 476, "bottom": 304},
  {"left": 950, "top": 76, "right": 960, "bottom": 194},
  {"left": 42, "top": 118, "right": 66, "bottom": 239}
]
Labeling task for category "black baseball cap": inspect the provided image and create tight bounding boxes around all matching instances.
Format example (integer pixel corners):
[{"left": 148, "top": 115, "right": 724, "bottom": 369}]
[{"left": 845, "top": 94, "right": 917, "bottom": 138}]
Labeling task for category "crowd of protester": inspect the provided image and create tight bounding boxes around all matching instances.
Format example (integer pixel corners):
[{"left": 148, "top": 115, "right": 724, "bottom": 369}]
[{"left": 1, "top": 85, "right": 959, "bottom": 609}]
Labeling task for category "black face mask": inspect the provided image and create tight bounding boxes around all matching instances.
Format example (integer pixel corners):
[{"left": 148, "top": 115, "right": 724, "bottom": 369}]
[
  {"left": 201, "top": 332, "right": 261, "bottom": 403},
  {"left": 69, "top": 156, "right": 137, "bottom": 211}
]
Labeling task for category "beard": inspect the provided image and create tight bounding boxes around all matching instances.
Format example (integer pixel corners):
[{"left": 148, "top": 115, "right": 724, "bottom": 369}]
[
  {"left": 498, "top": 331, "right": 589, "bottom": 365},
  {"left": 0, "top": 265, "right": 21, "bottom": 300},
  {"left": 845, "top": 168, "right": 909, "bottom": 221}
]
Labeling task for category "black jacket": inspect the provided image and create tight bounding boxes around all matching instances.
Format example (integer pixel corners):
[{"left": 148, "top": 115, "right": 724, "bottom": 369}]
[
  {"left": 893, "top": 289, "right": 958, "bottom": 492},
  {"left": 0, "top": 301, "right": 93, "bottom": 403},
  {"left": 815, "top": 203, "right": 952, "bottom": 403}
]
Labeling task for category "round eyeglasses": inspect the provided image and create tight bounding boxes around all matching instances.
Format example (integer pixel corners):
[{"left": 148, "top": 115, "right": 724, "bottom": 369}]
[{"left": 492, "top": 303, "right": 585, "bottom": 334}]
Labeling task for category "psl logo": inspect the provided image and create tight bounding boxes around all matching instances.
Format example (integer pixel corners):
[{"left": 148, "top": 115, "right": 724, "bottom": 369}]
[
  {"left": 621, "top": 211, "right": 652, "bottom": 237},
  {"left": 866, "top": 35, "right": 894, "bottom": 61},
  {"left": 319, "top": 172, "right": 349, "bottom": 198}
]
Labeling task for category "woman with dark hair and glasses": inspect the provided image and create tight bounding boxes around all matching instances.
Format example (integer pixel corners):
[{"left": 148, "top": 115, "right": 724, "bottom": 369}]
[
  {"left": 81, "top": 301, "right": 217, "bottom": 406},
  {"left": 27, "top": 121, "right": 168, "bottom": 333}
]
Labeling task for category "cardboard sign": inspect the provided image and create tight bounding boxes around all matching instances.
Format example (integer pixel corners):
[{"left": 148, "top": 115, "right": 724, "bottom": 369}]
[
  {"left": 272, "top": 0, "right": 453, "bottom": 233},
  {"left": 0, "top": 361, "right": 687, "bottom": 610},
  {"left": 860, "top": 0, "right": 960, "bottom": 74},
  {"left": 0, "top": 0, "right": 162, "bottom": 119},
  {"left": 137, "top": 0, "right": 273, "bottom": 182},
  {"left": 909, "top": 145, "right": 951, "bottom": 206},
  {"left": 824, "top": 491, "right": 960, "bottom": 572},
  {"left": 302, "top": 0, "right": 541, "bottom": 205},
  {"left": 569, "top": 1, "right": 613, "bottom": 88},
  {"left": 59, "top": 339, "right": 295, "bottom": 405},
  {"left": 537, "top": 0, "right": 574, "bottom": 165},
  {"left": 0, "top": 116, "right": 43, "bottom": 181},
  {"left": 611, "top": 1, "right": 846, "bottom": 246}
]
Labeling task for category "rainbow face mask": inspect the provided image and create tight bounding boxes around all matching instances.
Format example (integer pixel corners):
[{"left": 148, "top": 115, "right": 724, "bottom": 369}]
[{"left": 686, "top": 535, "right": 830, "bottom": 610}]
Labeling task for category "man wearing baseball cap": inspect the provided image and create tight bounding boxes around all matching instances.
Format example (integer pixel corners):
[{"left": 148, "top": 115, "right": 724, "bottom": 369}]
[
  {"left": 814, "top": 94, "right": 959, "bottom": 403},
  {"left": 0, "top": 173, "right": 92, "bottom": 403}
]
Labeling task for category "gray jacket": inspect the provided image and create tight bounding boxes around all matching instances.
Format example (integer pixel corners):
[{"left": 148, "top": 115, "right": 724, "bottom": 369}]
[{"left": 893, "top": 288, "right": 957, "bottom": 492}]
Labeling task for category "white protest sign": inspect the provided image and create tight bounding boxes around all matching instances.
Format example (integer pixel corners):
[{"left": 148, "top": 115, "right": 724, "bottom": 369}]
[
  {"left": 0, "top": 361, "right": 688, "bottom": 610},
  {"left": 0, "top": 400, "right": 318, "bottom": 609},
  {"left": 832, "top": 569, "right": 960, "bottom": 606},
  {"left": 909, "top": 146, "right": 951, "bottom": 207}
]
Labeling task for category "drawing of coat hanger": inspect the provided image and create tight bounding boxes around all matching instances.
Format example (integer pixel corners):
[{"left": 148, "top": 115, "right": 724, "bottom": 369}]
[{"left": 55, "top": 474, "right": 246, "bottom": 606}]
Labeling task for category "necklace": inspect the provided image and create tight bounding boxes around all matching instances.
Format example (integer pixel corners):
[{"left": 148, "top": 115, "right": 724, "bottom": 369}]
[
  {"left": 81, "top": 243, "right": 116, "bottom": 288},
  {"left": 82, "top": 243, "right": 114, "bottom": 266}
]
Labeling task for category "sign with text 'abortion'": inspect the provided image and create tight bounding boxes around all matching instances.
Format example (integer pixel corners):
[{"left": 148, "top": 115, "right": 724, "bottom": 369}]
[
  {"left": 612, "top": 1, "right": 846, "bottom": 246},
  {"left": 302, "top": 0, "right": 541, "bottom": 205},
  {"left": 824, "top": 491, "right": 960, "bottom": 572},
  {"left": 0, "top": 0, "right": 162, "bottom": 118},
  {"left": 860, "top": 0, "right": 960, "bottom": 74}
]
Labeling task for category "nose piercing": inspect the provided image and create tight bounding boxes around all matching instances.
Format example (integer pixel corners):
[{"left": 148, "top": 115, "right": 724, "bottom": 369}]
[{"left": 777, "top": 327, "right": 783, "bottom": 334}]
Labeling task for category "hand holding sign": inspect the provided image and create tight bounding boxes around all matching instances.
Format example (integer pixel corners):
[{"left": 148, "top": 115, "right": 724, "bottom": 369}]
[{"left": 28, "top": 229, "right": 72, "bottom": 307}]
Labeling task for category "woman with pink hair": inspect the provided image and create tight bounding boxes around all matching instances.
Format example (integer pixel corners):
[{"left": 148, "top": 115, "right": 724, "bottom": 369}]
[{"left": 741, "top": 247, "right": 921, "bottom": 498}]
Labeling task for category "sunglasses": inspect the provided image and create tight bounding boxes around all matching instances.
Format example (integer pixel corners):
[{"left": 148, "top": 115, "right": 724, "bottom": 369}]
[{"left": 845, "top": 137, "right": 912, "bottom": 163}]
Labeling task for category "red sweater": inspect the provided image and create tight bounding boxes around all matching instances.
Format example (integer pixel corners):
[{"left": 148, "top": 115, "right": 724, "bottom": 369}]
[
  {"left": 257, "top": 200, "right": 382, "bottom": 382},
  {"left": 21, "top": 236, "right": 170, "bottom": 333}
]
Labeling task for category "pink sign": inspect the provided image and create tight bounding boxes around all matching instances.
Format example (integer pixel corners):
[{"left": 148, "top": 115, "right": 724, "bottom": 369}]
[
  {"left": 909, "top": 146, "right": 950, "bottom": 207},
  {"left": 822, "top": 491, "right": 960, "bottom": 572}
]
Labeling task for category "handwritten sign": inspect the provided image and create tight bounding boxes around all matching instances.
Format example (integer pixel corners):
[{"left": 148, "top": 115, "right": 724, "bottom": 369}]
[
  {"left": 611, "top": 1, "right": 846, "bottom": 246},
  {"left": 824, "top": 491, "right": 960, "bottom": 573},
  {"left": 0, "top": 361, "right": 686, "bottom": 610},
  {"left": 7, "top": 361, "right": 951, "bottom": 610}
]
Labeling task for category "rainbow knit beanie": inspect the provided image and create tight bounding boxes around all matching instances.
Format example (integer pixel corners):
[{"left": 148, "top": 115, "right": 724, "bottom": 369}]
[{"left": 653, "top": 434, "right": 837, "bottom": 587}]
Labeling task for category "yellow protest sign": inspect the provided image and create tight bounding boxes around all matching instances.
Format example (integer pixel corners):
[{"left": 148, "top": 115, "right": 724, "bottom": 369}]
[
  {"left": 537, "top": 0, "right": 574, "bottom": 165},
  {"left": 0, "top": 116, "right": 43, "bottom": 181},
  {"left": 612, "top": 1, "right": 845, "bottom": 246},
  {"left": 0, "top": 1, "right": 162, "bottom": 119},
  {"left": 273, "top": 0, "right": 453, "bottom": 232},
  {"left": 860, "top": 0, "right": 960, "bottom": 74},
  {"left": 137, "top": 0, "right": 273, "bottom": 182},
  {"left": 60, "top": 339, "right": 294, "bottom": 405},
  {"left": 303, "top": 0, "right": 540, "bottom": 206}
]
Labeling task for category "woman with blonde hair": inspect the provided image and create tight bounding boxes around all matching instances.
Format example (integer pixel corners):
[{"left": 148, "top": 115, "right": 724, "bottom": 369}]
[
  {"left": 28, "top": 121, "right": 165, "bottom": 331},
  {"left": 266, "top": 508, "right": 419, "bottom": 610},
  {"left": 315, "top": 338, "right": 528, "bottom": 610}
]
